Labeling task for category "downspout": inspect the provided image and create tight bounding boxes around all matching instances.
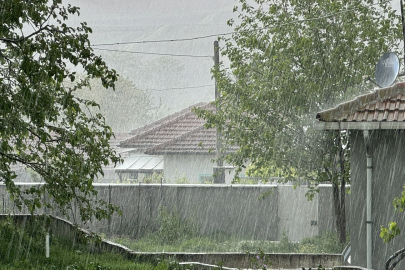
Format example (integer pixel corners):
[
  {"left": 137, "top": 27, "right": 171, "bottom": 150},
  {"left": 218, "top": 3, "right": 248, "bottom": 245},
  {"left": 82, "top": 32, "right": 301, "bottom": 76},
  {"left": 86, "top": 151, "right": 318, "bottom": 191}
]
[{"left": 363, "top": 130, "right": 372, "bottom": 269}]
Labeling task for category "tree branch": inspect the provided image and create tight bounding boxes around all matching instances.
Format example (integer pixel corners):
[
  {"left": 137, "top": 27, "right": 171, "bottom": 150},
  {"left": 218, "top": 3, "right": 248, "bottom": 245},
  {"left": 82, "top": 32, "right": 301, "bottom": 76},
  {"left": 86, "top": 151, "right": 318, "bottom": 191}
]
[{"left": 0, "top": 25, "right": 51, "bottom": 44}]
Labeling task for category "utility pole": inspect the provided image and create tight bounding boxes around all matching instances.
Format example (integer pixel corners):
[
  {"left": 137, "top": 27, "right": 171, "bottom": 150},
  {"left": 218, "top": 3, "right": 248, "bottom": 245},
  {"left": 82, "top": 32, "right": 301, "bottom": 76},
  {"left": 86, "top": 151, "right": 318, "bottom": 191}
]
[
  {"left": 213, "top": 40, "right": 225, "bottom": 183},
  {"left": 401, "top": 0, "right": 405, "bottom": 70}
]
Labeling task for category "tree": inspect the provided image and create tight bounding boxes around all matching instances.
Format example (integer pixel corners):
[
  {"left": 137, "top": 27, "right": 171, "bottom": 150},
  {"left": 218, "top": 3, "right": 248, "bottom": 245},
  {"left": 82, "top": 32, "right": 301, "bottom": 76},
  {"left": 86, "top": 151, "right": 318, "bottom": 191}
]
[
  {"left": 195, "top": 0, "right": 401, "bottom": 243},
  {"left": 0, "top": 1, "right": 121, "bottom": 222},
  {"left": 76, "top": 76, "right": 154, "bottom": 132}
]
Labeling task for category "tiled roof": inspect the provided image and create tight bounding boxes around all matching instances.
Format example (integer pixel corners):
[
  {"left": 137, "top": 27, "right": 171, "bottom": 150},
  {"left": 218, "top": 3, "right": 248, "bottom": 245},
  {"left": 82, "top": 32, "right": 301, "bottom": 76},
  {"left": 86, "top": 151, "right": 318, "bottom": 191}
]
[
  {"left": 317, "top": 82, "right": 405, "bottom": 123},
  {"left": 129, "top": 102, "right": 208, "bottom": 136},
  {"left": 346, "top": 94, "right": 405, "bottom": 122},
  {"left": 119, "top": 102, "right": 224, "bottom": 155},
  {"left": 145, "top": 126, "right": 217, "bottom": 155}
]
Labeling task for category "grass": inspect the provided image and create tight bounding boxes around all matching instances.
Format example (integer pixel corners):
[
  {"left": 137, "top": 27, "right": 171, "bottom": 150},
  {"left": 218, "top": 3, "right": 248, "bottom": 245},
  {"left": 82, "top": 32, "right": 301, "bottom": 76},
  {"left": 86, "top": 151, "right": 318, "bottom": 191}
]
[
  {"left": 108, "top": 230, "right": 347, "bottom": 254},
  {"left": 0, "top": 210, "right": 347, "bottom": 269},
  {"left": 0, "top": 216, "right": 191, "bottom": 270},
  {"left": 106, "top": 206, "right": 347, "bottom": 254}
]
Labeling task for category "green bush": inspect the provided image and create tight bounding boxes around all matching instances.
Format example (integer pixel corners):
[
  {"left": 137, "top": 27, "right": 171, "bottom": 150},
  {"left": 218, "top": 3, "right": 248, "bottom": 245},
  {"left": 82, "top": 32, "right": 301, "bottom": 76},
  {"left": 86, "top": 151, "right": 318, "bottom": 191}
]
[
  {"left": 143, "top": 172, "right": 164, "bottom": 184},
  {"left": 299, "top": 231, "right": 347, "bottom": 254},
  {"left": 155, "top": 206, "right": 198, "bottom": 245},
  {"left": 279, "top": 231, "right": 299, "bottom": 252}
]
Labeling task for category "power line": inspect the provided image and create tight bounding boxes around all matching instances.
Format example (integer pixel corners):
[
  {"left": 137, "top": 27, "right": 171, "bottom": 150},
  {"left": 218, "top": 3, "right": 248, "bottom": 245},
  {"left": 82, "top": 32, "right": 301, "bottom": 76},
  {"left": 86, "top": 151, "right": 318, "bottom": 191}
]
[
  {"left": 93, "top": 47, "right": 213, "bottom": 58},
  {"left": 92, "top": 33, "right": 233, "bottom": 46},
  {"left": 144, "top": 84, "right": 214, "bottom": 92},
  {"left": 91, "top": 0, "right": 392, "bottom": 47}
]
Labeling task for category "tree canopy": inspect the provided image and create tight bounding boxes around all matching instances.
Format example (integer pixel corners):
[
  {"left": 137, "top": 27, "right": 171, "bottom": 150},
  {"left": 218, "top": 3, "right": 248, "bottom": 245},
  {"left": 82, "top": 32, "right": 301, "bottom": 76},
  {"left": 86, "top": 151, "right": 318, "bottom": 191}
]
[
  {"left": 76, "top": 76, "right": 154, "bottom": 132},
  {"left": 195, "top": 0, "right": 402, "bottom": 242},
  {"left": 0, "top": 1, "right": 121, "bottom": 221}
]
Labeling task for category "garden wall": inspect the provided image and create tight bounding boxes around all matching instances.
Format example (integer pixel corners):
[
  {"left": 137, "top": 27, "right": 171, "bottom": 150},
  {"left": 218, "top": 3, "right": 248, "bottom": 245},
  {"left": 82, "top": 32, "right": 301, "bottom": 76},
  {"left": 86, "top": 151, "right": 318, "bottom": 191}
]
[{"left": 0, "top": 183, "right": 342, "bottom": 241}]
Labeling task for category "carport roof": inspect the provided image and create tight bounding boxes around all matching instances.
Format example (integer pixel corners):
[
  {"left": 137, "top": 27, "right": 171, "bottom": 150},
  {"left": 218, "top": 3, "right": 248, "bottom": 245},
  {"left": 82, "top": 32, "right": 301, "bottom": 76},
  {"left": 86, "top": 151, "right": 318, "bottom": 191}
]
[
  {"left": 115, "top": 155, "right": 164, "bottom": 173},
  {"left": 316, "top": 82, "right": 405, "bottom": 130}
]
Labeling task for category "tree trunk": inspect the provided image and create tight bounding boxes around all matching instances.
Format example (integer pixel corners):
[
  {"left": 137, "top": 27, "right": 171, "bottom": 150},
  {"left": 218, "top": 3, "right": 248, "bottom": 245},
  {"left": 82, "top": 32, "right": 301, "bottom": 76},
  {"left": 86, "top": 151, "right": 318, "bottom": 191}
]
[
  {"left": 332, "top": 135, "right": 347, "bottom": 244},
  {"left": 332, "top": 181, "right": 346, "bottom": 243}
]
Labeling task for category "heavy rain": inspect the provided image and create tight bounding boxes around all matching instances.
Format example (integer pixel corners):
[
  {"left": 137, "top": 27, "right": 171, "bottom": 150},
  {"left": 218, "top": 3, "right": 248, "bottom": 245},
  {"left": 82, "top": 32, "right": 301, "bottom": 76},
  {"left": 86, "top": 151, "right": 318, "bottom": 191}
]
[{"left": 1, "top": 0, "right": 405, "bottom": 269}]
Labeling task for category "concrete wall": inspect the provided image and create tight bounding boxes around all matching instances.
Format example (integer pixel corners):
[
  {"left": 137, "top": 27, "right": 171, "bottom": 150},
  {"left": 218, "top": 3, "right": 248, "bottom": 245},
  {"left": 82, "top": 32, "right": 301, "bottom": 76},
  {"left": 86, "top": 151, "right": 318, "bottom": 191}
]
[
  {"left": 0, "top": 184, "right": 340, "bottom": 242},
  {"left": 350, "top": 130, "right": 405, "bottom": 270},
  {"left": 278, "top": 186, "right": 318, "bottom": 241}
]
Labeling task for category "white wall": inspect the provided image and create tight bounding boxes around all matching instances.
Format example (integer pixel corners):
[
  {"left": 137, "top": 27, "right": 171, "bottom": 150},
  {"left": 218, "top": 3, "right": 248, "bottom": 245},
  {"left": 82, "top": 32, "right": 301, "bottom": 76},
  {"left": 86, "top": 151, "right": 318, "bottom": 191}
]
[
  {"left": 277, "top": 186, "right": 319, "bottom": 242},
  {"left": 163, "top": 154, "right": 236, "bottom": 184}
]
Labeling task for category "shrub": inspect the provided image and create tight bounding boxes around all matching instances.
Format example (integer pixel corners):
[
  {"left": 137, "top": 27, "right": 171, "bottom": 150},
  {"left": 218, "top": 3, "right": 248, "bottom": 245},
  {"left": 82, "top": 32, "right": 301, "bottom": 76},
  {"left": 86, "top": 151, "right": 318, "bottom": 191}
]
[
  {"left": 143, "top": 172, "right": 163, "bottom": 184},
  {"left": 299, "top": 231, "right": 347, "bottom": 254},
  {"left": 155, "top": 206, "right": 198, "bottom": 245}
]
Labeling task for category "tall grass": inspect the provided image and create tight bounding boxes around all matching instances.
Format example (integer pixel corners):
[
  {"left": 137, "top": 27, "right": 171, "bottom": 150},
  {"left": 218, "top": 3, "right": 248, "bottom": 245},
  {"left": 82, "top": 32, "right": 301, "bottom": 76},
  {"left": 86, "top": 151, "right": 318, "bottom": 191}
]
[
  {"left": 0, "top": 216, "right": 192, "bottom": 270},
  {"left": 107, "top": 207, "right": 347, "bottom": 254}
]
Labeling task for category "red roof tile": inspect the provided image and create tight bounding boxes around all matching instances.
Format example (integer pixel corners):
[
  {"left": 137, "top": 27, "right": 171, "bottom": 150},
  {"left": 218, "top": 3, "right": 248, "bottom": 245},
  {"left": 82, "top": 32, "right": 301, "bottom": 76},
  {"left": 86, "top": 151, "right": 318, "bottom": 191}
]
[
  {"left": 128, "top": 102, "right": 208, "bottom": 136},
  {"left": 317, "top": 82, "right": 405, "bottom": 123},
  {"left": 145, "top": 126, "right": 217, "bottom": 155},
  {"left": 119, "top": 103, "right": 223, "bottom": 154}
]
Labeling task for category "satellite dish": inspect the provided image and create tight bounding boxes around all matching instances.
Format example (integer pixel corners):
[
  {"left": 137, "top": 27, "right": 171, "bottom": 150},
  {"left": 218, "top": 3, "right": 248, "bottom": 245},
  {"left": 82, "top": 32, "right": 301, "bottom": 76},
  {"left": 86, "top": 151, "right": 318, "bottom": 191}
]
[{"left": 375, "top": 52, "right": 400, "bottom": 88}]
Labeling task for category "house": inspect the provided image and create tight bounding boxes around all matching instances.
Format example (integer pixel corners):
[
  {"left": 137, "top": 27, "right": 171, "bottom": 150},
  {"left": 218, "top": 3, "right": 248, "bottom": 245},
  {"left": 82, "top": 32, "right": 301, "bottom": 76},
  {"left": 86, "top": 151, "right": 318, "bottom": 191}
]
[
  {"left": 99, "top": 132, "right": 137, "bottom": 182},
  {"left": 316, "top": 82, "right": 405, "bottom": 270},
  {"left": 116, "top": 103, "right": 238, "bottom": 184}
]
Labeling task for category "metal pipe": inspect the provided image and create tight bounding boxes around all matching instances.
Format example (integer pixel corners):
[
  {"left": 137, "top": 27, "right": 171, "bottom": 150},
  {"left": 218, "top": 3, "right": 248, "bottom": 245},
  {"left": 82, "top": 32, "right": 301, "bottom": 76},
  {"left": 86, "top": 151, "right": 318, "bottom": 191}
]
[
  {"left": 45, "top": 233, "right": 50, "bottom": 258},
  {"left": 400, "top": 0, "right": 405, "bottom": 70},
  {"left": 363, "top": 130, "right": 372, "bottom": 269}
]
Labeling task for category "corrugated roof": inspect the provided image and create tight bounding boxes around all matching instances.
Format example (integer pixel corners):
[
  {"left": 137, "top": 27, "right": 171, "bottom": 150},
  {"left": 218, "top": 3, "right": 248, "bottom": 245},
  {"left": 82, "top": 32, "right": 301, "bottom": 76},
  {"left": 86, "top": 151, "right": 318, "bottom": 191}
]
[
  {"left": 317, "top": 82, "right": 405, "bottom": 123},
  {"left": 115, "top": 155, "right": 164, "bottom": 173}
]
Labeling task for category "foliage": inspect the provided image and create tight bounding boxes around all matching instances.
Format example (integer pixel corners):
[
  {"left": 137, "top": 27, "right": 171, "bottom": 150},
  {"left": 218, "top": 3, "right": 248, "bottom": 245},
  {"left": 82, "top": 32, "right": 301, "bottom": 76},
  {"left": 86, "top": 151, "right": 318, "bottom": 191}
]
[
  {"left": 196, "top": 0, "right": 401, "bottom": 178},
  {"left": 0, "top": 1, "right": 121, "bottom": 221},
  {"left": 381, "top": 222, "right": 400, "bottom": 244},
  {"left": 143, "top": 172, "right": 164, "bottom": 184},
  {"left": 380, "top": 186, "right": 405, "bottom": 243},
  {"left": 195, "top": 0, "right": 401, "bottom": 243},
  {"left": 0, "top": 216, "right": 49, "bottom": 265},
  {"left": 0, "top": 217, "right": 187, "bottom": 270},
  {"left": 247, "top": 250, "right": 272, "bottom": 270},
  {"left": 154, "top": 206, "right": 198, "bottom": 245},
  {"left": 299, "top": 231, "right": 348, "bottom": 253},
  {"left": 76, "top": 76, "right": 154, "bottom": 132},
  {"left": 109, "top": 228, "right": 346, "bottom": 254},
  {"left": 173, "top": 173, "right": 190, "bottom": 184}
]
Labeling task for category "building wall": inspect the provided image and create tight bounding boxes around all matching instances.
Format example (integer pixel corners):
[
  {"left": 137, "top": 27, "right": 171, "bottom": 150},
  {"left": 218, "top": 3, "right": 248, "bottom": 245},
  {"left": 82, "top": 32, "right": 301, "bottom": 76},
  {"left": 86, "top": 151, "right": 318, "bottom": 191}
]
[
  {"left": 163, "top": 154, "right": 236, "bottom": 184},
  {"left": 0, "top": 184, "right": 338, "bottom": 242},
  {"left": 350, "top": 130, "right": 405, "bottom": 270}
]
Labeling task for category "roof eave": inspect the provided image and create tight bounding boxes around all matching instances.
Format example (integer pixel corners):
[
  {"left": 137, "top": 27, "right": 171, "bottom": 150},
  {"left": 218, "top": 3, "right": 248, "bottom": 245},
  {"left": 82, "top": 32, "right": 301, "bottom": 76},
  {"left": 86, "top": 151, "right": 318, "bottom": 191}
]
[
  {"left": 315, "top": 121, "right": 405, "bottom": 130},
  {"left": 317, "top": 82, "right": 405, "bottom": 122}
]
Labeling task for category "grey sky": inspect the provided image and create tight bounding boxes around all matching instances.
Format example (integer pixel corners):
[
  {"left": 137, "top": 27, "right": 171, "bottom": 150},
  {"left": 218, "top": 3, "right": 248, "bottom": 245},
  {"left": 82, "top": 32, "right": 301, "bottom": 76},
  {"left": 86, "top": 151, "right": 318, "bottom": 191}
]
[
  {"left": 67, "top": 0, "right": 236, "bottom": 116},
  {"left": 67, "top": 0, "right": 404, "bottom": 117}
]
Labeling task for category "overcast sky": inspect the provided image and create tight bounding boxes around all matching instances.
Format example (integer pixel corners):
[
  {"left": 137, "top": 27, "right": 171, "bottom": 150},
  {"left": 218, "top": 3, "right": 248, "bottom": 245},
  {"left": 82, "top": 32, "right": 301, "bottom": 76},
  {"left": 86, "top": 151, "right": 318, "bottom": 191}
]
[
  {"left": 66, "top": 0, "right": 404, "bottom": 116},
  {"left": 67, "top": 0, "right": 236, "bottom": 116}
]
